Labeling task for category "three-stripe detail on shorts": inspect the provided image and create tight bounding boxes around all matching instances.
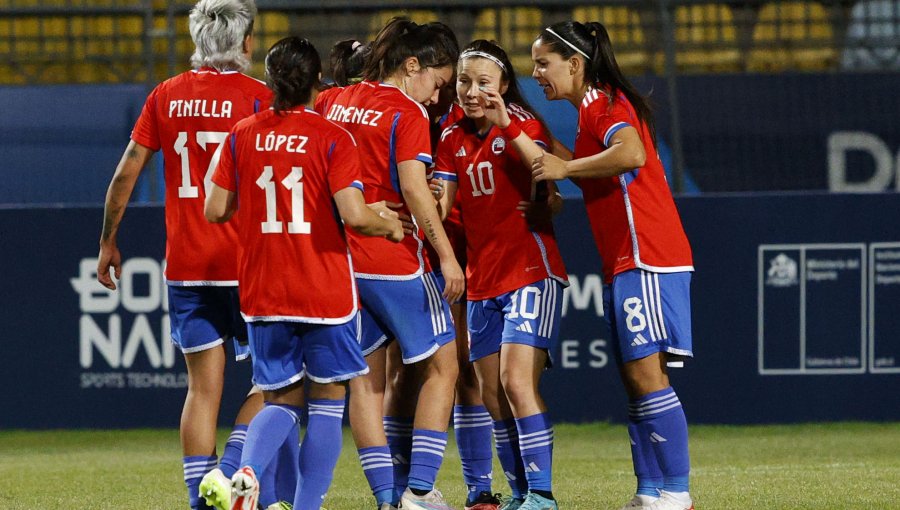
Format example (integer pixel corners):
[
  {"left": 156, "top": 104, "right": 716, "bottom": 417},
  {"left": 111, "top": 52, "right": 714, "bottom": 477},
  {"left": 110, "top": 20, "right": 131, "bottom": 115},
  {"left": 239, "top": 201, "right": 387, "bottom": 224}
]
[
  {"left": 640, "top": 270, "right": 668, "bottom": 342},
  {"left": 421, "top": 273, "right": 449, "bottom": 336}
]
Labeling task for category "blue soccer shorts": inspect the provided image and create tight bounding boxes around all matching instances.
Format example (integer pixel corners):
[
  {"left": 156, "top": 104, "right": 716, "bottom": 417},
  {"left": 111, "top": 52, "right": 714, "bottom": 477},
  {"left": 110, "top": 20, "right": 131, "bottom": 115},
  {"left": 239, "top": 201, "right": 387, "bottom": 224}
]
[
  {"left": 168, "top": 285, "right": 249, "bottom": 361},
  {"left": 246, "top": 314, "right": 369, "bottom": 390},
  {"left": 603, "top": 268, "right": 693, "bottom": 365},
  {"left": 356, "top": 272, "right": 456, "bottom": 364},
  {"left": 467, "top": 278, "right": 565, "bottom": 363}
]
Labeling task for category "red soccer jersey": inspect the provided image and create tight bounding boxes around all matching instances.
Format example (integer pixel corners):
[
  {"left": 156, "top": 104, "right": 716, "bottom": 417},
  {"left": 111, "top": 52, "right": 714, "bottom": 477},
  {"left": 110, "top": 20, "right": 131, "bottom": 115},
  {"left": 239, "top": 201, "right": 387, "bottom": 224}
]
[
  {"left": 574, "top": 87, "right": 693, "bottom": 283},
  {"left": 211, "top": 107, "right": 363, "bottom": 323},
  {"left": 313, "top": 86, "right": 344, "bottom": 116},
  {"left": 318, "top": 81, "right": 434, "bottom": 279},
  {"left": 434, "top": 104, "right": 568, "bottom": 300},
  {"left": 424, "top": 102, "right": 466, "bottom": 269},
  {"left": 130, "top": 67, "right": 272, "bottom": 285}
]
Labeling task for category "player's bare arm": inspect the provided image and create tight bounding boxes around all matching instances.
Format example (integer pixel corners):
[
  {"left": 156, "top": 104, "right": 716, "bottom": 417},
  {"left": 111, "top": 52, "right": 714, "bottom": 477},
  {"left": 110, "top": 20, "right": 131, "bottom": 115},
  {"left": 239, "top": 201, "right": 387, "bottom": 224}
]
[
  {"left": 204, "top": 182, "right": 237, "bottom": 223},
  {"left": 366, "top": 200, "right": 415, "bottom": 235},
  {"left": 97, "top": 140, "right": 154, "bottom": 290},
  {"left": 435, "top": 179, "right": 459, "bottom": 223},
  {"left": 335, "top": 188, "right": 404, "bottom": 242},
  {"left": 398, "top": 159, "right": 465, "bottom": 302},
  {"left": 533, "top": 126, "right": 646, "bottom": 182}
]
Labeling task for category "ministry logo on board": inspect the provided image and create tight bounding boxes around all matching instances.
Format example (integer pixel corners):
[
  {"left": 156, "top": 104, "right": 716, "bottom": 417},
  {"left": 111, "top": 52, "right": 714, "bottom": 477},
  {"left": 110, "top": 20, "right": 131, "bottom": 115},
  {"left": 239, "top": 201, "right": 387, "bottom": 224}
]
[{"left": 766, "top": 253, "right": 799, "bottom": 287}]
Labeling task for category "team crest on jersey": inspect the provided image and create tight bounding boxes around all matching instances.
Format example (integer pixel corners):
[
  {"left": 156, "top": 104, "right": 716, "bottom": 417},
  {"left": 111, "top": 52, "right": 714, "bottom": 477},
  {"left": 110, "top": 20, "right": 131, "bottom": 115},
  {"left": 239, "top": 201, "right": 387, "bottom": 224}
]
[{"left": 491, "top": 136, "right": 506, "bottom": 155}]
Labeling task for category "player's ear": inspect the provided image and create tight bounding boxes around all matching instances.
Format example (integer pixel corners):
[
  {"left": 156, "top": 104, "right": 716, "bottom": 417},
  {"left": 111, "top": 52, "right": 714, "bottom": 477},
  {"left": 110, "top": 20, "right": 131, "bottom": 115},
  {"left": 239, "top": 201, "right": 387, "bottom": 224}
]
[
  {"left": 242, "top": 34, "right": 253, "bottom": 56},
  {"left": 403, "top": 56, "right": 421, "bottom": 76}
]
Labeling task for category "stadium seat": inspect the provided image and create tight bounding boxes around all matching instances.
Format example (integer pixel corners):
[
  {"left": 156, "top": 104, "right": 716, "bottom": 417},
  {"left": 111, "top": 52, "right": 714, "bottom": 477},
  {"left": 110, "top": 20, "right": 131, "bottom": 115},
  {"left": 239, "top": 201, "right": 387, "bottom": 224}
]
[
  {"left": 673, "top": 4, "right": 741, "bottom": 72},
  {"left": 572, "top": 6, "right": 648, "bottom": 72},
  {"left": 473, "top": 7, "right": 542, "bottom": 73},
  {"left": 841, "top": 0, "right": 900, "bottom": 70},
  {"left": 748, "top": 1, "right": 836, "bottom": 72},
  {"left": 251, "top": 12, "right": 291, "bottom": 78}
]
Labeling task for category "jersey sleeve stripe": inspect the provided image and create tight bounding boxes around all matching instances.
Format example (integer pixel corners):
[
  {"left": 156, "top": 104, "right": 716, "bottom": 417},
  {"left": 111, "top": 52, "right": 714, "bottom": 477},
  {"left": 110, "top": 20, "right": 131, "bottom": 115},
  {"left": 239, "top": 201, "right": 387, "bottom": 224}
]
[
  {"left": 433, "top": 170, "right": 457, "bottom": 182},
  {"left": 350, "top": 180, "right": 364, "bottom": 191},
  {"left": 604, "top": 121, "right": 630, "bottom": 147},
  {"left": 535, "top": 139, "right": 549, "bottom": 150},
  {"left": 416, "top": 153, "right": 434, "bottom": 165}
]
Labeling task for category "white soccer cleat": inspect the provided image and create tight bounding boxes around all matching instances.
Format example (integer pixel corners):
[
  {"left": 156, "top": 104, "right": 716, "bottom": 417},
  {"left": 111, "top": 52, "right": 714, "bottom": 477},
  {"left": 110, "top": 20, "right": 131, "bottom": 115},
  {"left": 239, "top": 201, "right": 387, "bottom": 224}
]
[
  {"left": 230, "top": 466, "right": 260, "bottom": 510},
  {"left": 198, "top": 468, "right": 232, "bottom": 510},
  {"left": 619, "top": 494, "right": 659, "bottom": 510},
  {"left": 399, "top": 487, "right": 456, "bottom": 510},
  {"left": 647, "top": 491, "right": 693, "bottom": 510},
  {"left": 379, "top": 503, "right": 400, "bottom": 510}
]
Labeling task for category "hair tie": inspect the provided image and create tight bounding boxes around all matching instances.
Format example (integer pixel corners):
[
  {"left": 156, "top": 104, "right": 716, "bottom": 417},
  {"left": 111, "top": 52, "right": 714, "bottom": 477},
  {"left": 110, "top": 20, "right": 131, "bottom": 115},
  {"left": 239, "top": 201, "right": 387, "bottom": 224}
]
[
  {"left": 351, "top": 41, "right": 362, "bottom": 51},
  {"left": 544, "top": 27, "right": 591, "bottom": 60},
  {"left": 459, "top": 50, "right": 506, "bottom": 71}
]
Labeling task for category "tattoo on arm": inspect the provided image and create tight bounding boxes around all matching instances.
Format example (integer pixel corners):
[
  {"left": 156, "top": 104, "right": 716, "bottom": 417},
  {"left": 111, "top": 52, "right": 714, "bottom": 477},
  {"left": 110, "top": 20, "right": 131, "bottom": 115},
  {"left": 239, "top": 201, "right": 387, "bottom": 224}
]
[
  {"left": 423, "top": 218, "right": 438, "bottom": 244},
  {"left": 101, "top": 206, "right": 120, "bottom": 242}
]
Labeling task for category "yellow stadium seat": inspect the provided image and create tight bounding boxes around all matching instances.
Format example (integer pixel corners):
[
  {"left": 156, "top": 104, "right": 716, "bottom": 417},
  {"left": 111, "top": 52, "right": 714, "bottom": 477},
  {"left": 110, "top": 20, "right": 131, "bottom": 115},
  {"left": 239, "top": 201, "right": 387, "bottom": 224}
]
[
  {"left": 748, "top": 1, "right": 836, "bottom": 72},
  {"left": 473, "top": 7, "right": 542, "bottom": 73},
  {"left": 572, "top": 6, "right": 648, "bottom": 72},
  {"left": 674, "top": 4, "right": 741, "bottom": 72},
  {"left": 369, "top": 10, "right": 438, "bottom": 41}
]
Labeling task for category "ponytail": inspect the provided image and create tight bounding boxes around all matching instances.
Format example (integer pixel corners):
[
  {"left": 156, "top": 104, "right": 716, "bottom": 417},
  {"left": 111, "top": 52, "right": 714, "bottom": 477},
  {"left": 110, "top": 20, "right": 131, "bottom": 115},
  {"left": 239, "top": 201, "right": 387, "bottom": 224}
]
[
  {"left": 363, "top": 16, "right": 458, "bottom": 81},
  {"left": 265, "top": 37, "right": 322, "bottom": 114},
  {"left": 540, "top": 21, "right": 657, "bottom": 148},
  {"left": 329, "top": 39, "right": 370, "bottom": 86}
]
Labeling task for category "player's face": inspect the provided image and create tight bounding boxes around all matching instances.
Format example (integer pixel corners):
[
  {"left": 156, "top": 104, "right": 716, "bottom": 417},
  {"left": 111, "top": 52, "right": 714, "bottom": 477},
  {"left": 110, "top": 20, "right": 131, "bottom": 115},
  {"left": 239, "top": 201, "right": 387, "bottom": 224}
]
[
  {"left": 408, "top": 64, "right": 454, "bottom": 106},
  {"left": 531, "top": 39, "right": 574, "bottom": 101},
  {"left": 456, "top": 57, "right": 506, "bottom": 120}
]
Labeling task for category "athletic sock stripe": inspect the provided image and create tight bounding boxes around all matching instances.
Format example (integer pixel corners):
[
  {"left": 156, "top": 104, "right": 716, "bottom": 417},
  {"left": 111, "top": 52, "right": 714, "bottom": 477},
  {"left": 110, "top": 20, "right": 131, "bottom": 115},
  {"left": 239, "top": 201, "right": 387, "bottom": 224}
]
[
  {"left": 630, "top": 401, "right": 683, "bottom": 418},
  {"left": 520, "top": 439, "right": 554, "bottom": 451},
  {"left": 227, "top": 431, "right": 247, "bottom": 441},
  {"left": 413, "top": 436, "right": 448, "bottom": 447},
  {"left": 628, "top": 393, "right": 680, "bottom": 412}
]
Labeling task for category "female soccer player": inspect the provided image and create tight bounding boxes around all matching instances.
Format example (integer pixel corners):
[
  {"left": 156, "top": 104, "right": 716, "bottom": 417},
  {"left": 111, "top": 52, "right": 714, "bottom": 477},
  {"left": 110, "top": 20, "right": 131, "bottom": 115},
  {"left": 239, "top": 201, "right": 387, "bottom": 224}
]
[
  {"left": 314, "top": 39, "right": 371, "bottom": 114},
  {"left": 96, "top": 1, "right": 281, "bottom": 508},
  {"left": 317, "top": 17, "right": 463, "bottom": 510},
  {"left": 433, "top": 40, "right": 569, "bottom": 510},
  {"left": 530, "top": 21, "right": 695, "bottom": 510},
  {"left": 204, "top": 36, "right": 404, "bottom": 510}
]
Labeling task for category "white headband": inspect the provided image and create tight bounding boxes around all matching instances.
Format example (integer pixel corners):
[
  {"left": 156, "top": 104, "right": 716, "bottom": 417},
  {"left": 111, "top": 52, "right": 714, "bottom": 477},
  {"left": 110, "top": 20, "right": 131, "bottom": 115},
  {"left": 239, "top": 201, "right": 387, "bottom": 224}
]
[
  {"left": 544, "top": 28, "right": 591, "bottom": 60},
  {"left": 459, "top": 50, "right": 506, "bottom": 72}
]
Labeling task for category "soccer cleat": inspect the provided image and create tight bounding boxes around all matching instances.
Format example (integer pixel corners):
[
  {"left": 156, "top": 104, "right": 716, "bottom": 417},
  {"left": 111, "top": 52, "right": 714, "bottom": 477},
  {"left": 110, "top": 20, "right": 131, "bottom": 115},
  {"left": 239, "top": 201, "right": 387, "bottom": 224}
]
[
  {"left": 497, "top": 496, "right": 524, "bottom": 510},
  {"left": 647, "top": 491, "right": 693, "bottom": 510},
  {"left": 379, "top": 504, "right": 400, "bottom": 510},
  {"left": 465, "top": 491, "right": 502, "bottom": 510},
  {"left": 517, "top": 492, "right": 558, "bottom": 510},
  {"left": 399, "top": 487, "right": 456, "bottom": 510},
  {"left": 265, "top": 502, "right": 294, "bottom": 510},
  {"left": 198, "top": 468, "right": 232, "bottom": 510},
  {"left": 230, "top": 466, "right": 260, "bottom": 510},
  {"left": 619, "top": 494, "right": 659, "bottom": 510}
]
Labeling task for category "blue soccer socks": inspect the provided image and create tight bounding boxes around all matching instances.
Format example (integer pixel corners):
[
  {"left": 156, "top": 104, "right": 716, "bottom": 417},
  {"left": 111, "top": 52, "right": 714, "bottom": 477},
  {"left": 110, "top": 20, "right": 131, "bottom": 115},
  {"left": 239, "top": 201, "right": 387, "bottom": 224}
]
[
  {"left": 219, "top": 425, "right": 247, "bottom": 478},
  {"left": 627, "top": 421, "right": 664, "bottom": 497},
  {"left": 515, "top": 413, "right": 554, "bottom": 493},
  {"left": 384, "top": 415, "right": 414, "bottom": 499},
  {"left": 629, "top": 387, "right": 691, "bottom": 494},
  {"left": 454, "top": 404, "right": 494, "bottom": 500},
  {"left": 183, "top": 455, "right": 217, "bottom": 510},
  {"left": 493, "top": 418, "right": 528, "bottom": 499},
  {"left": 407, "top": 428, "right": 448, "bottom": 492},
  {"left": 295, "top": 399, "right": 345, "bottom": 510},
  {"left": 241, "top": 403, "right": 302, "bottom": 477},
  {"left": 358, "top": 445, "right": 395, "bottom": 506}
]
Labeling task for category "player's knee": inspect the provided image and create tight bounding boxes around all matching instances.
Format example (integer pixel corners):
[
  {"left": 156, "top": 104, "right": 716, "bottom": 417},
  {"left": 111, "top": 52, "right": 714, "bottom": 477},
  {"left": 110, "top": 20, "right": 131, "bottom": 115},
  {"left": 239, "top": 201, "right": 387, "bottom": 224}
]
[{"left": 499, "top": 369, "right": 535, "bottom": 409}]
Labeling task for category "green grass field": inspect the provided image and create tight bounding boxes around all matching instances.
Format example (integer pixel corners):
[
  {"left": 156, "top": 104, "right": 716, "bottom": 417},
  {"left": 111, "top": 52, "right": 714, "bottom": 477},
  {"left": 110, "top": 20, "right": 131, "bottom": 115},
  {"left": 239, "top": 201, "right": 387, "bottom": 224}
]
[{"left": 3, "top": 422, "right": 899, "bottom": 509}]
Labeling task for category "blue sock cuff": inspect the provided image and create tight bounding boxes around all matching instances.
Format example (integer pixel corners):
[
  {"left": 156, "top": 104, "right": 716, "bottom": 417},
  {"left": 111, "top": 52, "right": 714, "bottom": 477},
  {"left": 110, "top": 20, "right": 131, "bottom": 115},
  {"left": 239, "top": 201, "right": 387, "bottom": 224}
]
[
  {"left": 665, "top": 476, "right": 690, "bottom": 492},
  {"left": 413, "top": 428, "right": 448, "bottom": 440},
  {"left": 308, "top": 398, "right": 346, "bottom": 420},
  {"left": 229, "top": 424, "right": 249, "bottom": 434},
  {"left": 629, "top": 387, "right": 681, "bottom": 421},
  {"left": 264, "top": 402, "right": 303, "bottom": 422},
  {"left": 493, "top": 418, "right": 517, "bottom": 432},
  {"left": 515, "top": 412, "right": 552, "bottom": 433},
  {"left": 454, "top": 404, "right": 489, "bottom": 414}
]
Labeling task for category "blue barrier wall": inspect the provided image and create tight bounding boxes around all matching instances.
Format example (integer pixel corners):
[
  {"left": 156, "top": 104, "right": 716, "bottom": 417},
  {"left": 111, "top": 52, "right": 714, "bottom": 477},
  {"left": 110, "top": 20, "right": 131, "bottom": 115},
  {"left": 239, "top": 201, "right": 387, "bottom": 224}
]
[
  {"left": 3, "top": 193, "right": 899, "bottom": 428},
  {"left": 3, "top": 74, "right": 899, "bottom": 204}
]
